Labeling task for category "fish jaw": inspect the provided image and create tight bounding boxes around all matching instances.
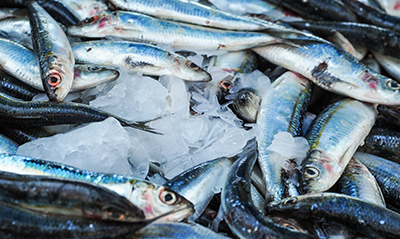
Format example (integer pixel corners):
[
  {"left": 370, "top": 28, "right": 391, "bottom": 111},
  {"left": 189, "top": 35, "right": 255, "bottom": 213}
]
[
  {"left": 67, "top": 13, "right": 116, "bottom": 37},
  {"left": 300, "top": 150, "right": 340, "bottom": 194}
]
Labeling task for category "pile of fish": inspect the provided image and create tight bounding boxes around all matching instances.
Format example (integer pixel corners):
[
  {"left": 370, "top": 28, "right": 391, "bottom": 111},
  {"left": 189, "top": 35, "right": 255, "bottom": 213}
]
[{"left": 1, "top": 0, "right": 400, "bottom": 238}]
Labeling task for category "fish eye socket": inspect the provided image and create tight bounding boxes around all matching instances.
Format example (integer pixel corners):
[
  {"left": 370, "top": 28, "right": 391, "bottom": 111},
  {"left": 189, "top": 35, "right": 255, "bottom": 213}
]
[
  {"left": 186, "top": 61, "right": 199, "bottom": 70},
  {"left": 159, "top": 189, "right": 177, "bottom": 205},
  {"left": 82, "top": 16, "right": 98, "bottom": 25},
  {"left": 304, "top": 166, "right": 320, "bottom": 178},
  {"left": 47, "top": 74, "right": 61, "bottom": 87},
  {"left": 87, "top": 66, "right": 100, "bottom": 71},
  {"left": 220, "top": 80, "right": 233, "bottom": 90},
  {"left": 386, "top": 79, "right": 400, "bottom": 90}
]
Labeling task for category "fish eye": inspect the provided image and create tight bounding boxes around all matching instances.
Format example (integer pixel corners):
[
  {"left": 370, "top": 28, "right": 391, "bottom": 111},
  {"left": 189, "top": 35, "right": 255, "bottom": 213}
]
[
  {"left": 87, "top": 66, "right": 100, "bottom": 71},
  {"left": 81, "top": 16, "right": 98, "bottom": 25},
  {"left": 304, "top": 166, "right": 320, "bottom": 178},
  {"left": 47, "top": 73, "right": 61, "bottom": 87},
  {"left": 159, "top": 189, "right": 177, "bottom": 205},
  {"left": 385, "top": 79, "right": 400, "bottom": 90},
  {"left": 220, "top": 80, "right": 233, "bottom": 90},
  {"left": 186, "top": 61, "right": 199, "bottom": 70}
]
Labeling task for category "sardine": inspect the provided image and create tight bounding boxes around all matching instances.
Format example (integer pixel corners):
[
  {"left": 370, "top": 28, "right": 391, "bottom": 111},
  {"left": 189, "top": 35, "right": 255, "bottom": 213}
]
[
  {"left": 0, "top": 171, "right": 145, "bottom": 222},
  {"left": 377, "top": 104, "right": 400, "bottom": 128},
  {"left": 28, "top": 1, "right": 75, "bottom": 102},
  {"left": 221, "top": 139, "right": 313, "bottom": 239},
  {"left": 165, "top": 156, "right": 237, "bottom": 221},
  {"left": 70, "top": 65, "right": 120, "bottom": 91},
  {"left": 353, "top": 152, "right": 400, "bottom": 209},
  {"left": 0, "top": 124, "right": 55, "bottom": 145},
  {"left": 268, "top": 192, "right": 400, "bottom": 239},
  {"left": 208, "top": 50, "right": 258, "bottom": 74},
  {"left": 71, "top": 40, "right": 211, "bottom": 81},
  {"left": 301, "top": 99, "right": 376, "bottom": 193},
  {"left": 36, "top": 0, "right": 80, "bottom": 26},
  {"left": 253, "top": 42, "right": 400, "bottom": 105},
  {"left": 0, "top": 70, "right": 42, "bottom": 101},
  {"left": 372, "top": 50, "right": 400, "bottom": 81},
  {"left": 67, "top": 11, "right": 287, "bottom": 52},
  {"left": 257, "top": 71, "right": 312, "bottom": 203},
  {"left": 0, "top": 153, "right": 194, "bottom": 222}
]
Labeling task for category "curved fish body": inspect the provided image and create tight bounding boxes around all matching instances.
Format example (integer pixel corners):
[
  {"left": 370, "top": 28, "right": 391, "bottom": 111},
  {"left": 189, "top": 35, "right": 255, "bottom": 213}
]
[
  {"left": 337, "top": 158, "right": 386, "bottom": 206},
  {"left": 0, "top": 70, "right": 42, "bottom": 101},
  {"left": 71, "top": 41, "right": 211, "bottom": 81},
  {"left": 353, "top": 152, "right": 400, "bottom": 209},
  {"left": 0, "top": 135, "right": 17, "bottom": 154},
  {"left": 164, "top": 156, "right": 236, "bottom": 221},
  {"left": 288, "top": 21, "right": 400, "bottom": 60},
  {"left": 256, "top": 71, "right": 312, "bottom": 203},
  {"left": 268, "top": 192, "right": 400, "bottom": 239},
  {"left": 128, "top": 222, "right": 230, "bottom": 239},
  {"left": 107, "top": 0, "right": 268, "bottom": 31},
  {"left": 253, "top": 42, "right": 400, "bottom": 105},
  {"left": 360, "top": 128, "right": 400, "bottom": 163},
  {"left": 343, "top": 0, "right": 400, "bottom": 33},
  {"left": 0, "top": 201, "right": 158, "bottom": 239},
  {"left": 301, "top": 99, "right": 377, "bottom": 194},
  {"left": 28, "top": 1, "right": 74, "bottom": 102},
  {"left": 0, "top": 171, "right": 145, "bottom": 222},
  {"left": 221, "top": 139, "right": 313, "bottom": 239},
  {"left": 67, "top": 11, "right": 285, "bottom": 52},
  {"left": 0, "top": 93, "right": 158, "bottom": 133},
  {"left": 62, "top": 0, "right": 109, "bottom": 20},
  {"left": 0, "top": 153, "right": 194, "bottom": 222}
]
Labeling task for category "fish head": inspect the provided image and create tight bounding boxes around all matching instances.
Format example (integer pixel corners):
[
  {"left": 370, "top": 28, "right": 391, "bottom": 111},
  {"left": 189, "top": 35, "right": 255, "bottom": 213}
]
[
  {"left": 231, "top": 88, "right": 260, "bottom": 123},
  {"left": 72, "top": 65, "right": 120, "bottom": 91},
  {"left": 268, "top": 196, "right": 310, "bottom": 218},
  {"left": 43, "top": 55, "right": 74, "bottom": 102},
  {"left": 67, "top": 13, "right": 115, "bottom": 37},
  {"left": 300, "top": 150, "right": 338, "bottom": 194},
  {"left": 172, "top": 56, "right": 211, "bottom": 82},
  {"left": 128, "top": 181, "right": 194, "bottom": 222},
  {"left": 360, "top": 70, "right": 400, "bottom": 104}
]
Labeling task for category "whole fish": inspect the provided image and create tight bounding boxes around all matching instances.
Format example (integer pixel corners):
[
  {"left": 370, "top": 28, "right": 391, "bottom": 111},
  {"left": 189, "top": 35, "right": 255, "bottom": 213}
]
[
  {"left": 301, "top": 99, "right": 376, "bottom": 193},
  {"left": 337, "top": 158, "right": 386, "bottom": 206},
  {"left": 253, "top": 42, "right": 400, "bottom": 105},
  {"left": 353, "top": 151, "right": 400, "bottom": 209},
  {"left": 28, "top": 1, "right": 75, "bottom": 102},
  {"left": 0, "top": 171, "right": 145, "bottom": 222},
  {"left": 221, "top": 139, "right": 313, "bottom": 239},
  {"left": 360, "top": 127, "right": 400, "bottom": 163},
  {"left": 107, "top": 0, "right": 269, "bottom": 31},
  {"left": 71, "top": 41, "right": 211, "bottom": 81},
  {"left": 0, "top": 92, "right": 158, "bottom": 134},
  {"left": 268, "top": 192, "right": 400, "bottom": 239},
  {"left": 257, "top": 71, "right": 312, "bottom": 203},
  {"left": 343, "top": 0, "right": 400, "bottom": 33},
  {"left": 127, "top": 222, "right": 230, "bottom": 239},
  {"left": 0, "top": 153, "right": 194, "bottom": 222},
  {"left": 165, "top": 156, "right": 237, "bottom": 221},
  {"left": 67, "top": 11, "right": 287, "bottom": 52}
]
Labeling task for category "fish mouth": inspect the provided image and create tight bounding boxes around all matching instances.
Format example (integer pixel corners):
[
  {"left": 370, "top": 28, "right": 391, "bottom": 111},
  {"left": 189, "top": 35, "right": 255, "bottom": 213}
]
[{"left": 158, "top": 204, "right": 195, "bottom": 222}]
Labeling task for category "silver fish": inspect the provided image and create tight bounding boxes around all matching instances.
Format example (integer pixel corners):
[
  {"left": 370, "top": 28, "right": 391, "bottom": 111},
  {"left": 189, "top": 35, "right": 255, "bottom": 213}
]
[
  {"left": 301, "top": 99, "right": 377, "bottom": 193},
  {"left": 0, "top": 134, "right": 17, "bottom": 154},
  {"left": 253, "top": 42, "right": 400, "bottom": 105},
  {"left": 71, "top": 40, "right": 211, "bottom": 81},
  {"left": 61, "top": 0, "right": 109, "bottom": 20},
  {"left": 28, "top": 1, "right": 75, "bottom": 102},
  {"left": 67, "top": 11, "right": 287, "bottom": 52}
]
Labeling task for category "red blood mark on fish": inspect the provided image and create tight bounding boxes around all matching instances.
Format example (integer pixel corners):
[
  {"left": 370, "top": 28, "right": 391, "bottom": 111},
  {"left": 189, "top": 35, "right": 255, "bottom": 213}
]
[
  {"left": 99, "top": 17, "right": 107, "bottom": 28},
  {"left": 325, "top": 163, "right": 332, "bottom": 173},
  {"left": 369, "top": 82, "right": 377, "bottom": 90},
  {"left": 362, "top": 71, "right": 378, "bottom": 90},
  {"left": 394, "top": 2, "right": 400, "bottom": 10}
]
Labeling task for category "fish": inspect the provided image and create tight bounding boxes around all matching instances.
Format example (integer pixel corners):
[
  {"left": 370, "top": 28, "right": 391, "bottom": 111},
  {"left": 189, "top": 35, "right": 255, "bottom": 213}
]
[
  {"left": 337, "top": 157, "right": 386, "bottom": 206},
  {"left": 0, "top": 70, "right": 42, "bottom": 101},
  {"left": 0, "top": 134, "right": 17, "bottom": 154},
  {"left": 372, "top": 50, "right": 400, "bottom": 81},
  {"left": 0, "top": 92, "right": 159, "bottom": 134},
  {"left": 301, "top": 98, "right": 376, "bottom": 193},
  {"left": 268, "top": 192, "right": 400, "bottom": 239},
  {"left": 0, "top": 15, "right": 32, "bottom": 49},
  {"left": 107, "top": 0, "right": 269, "bottom": 31},
  {"left": 70, "top": 65, "right": 120, "bottom": 91},
  {"left": 27, "top": 1, "right": 75, "bottom": 102},
  {"left": 257, "top": 71, "right": 312, "bottom": 203},
  {"left": 253, "top": 41, "right": 400, "bottom": 105},
  {"left": 60, "top": 0, "right": 109, "bottom": 20},
  {"left": 35, "top": 0, "right": 80, "bottom": 26},
  {"left": 231, "top": 88, "right": 260, "bottom": 123},
  {"left": 67, "top": 11, "right": 288, "bottom": 52},
  {"left": 165, "top": 156, "right": 237, "bottom": 221},
  {"left": 0, "top": 124, "right": 55, "bottom": 145},
  {"left": 0, "top": 171, "right": 145, "bottom": 222},
  {"left": 377, "top": 104, "right": 400, "bottom": 128},
  {"left": 221, "top": 139, "right": 313, "bottom": 239},
  {"left": 0, "top": 153, "right": 194, "bottom": 222},
  {"left": 353, "top": 151, "right": 400, "bottom": 209},
  {"left": 71, "top": 40, "right": 211, "bottom": 81},
  {"left": 208, "top": 50, "right": 258, "bottom": 74}
]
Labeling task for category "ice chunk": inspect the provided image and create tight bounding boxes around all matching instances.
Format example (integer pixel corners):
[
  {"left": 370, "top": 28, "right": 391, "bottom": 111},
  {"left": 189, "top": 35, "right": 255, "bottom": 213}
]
[
  {"left": 159, "top": 75, "right": 190, "bottom": 118},
  {"left": 17, "top": 118, "right": 134, "bottom": 175},
  {"left": 231, "top": 70, "right": 271, "bottom": 96},
  {"left": 267, "top": 132, "right": 309, "bottom": 166},
  {"left": 90, "top": 72, "right": 169, "bottom": 122}
]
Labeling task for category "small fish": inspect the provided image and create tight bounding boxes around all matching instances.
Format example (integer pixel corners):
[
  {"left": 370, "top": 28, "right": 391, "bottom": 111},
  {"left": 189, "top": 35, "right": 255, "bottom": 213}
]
[
  {"left": 71, "top": 40, "right": 211, "bottom": 81},
  {"left": 253, "top": 41, "right": 400, "bottom": 105},
  {"left": 301, "top": 99, "right": 376, "bottom": 193},
  {"left": 28, "top": 1, "right": 75, "bottom": 102},
  {"left": 268, "top": 192, "right": 400, "bottom": 239},
  {"left": 0, "top": 153, "right": 194, "bottom": 222},
  {"left": 0, "top": 171, "right": 145, "bottom": 222}
]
